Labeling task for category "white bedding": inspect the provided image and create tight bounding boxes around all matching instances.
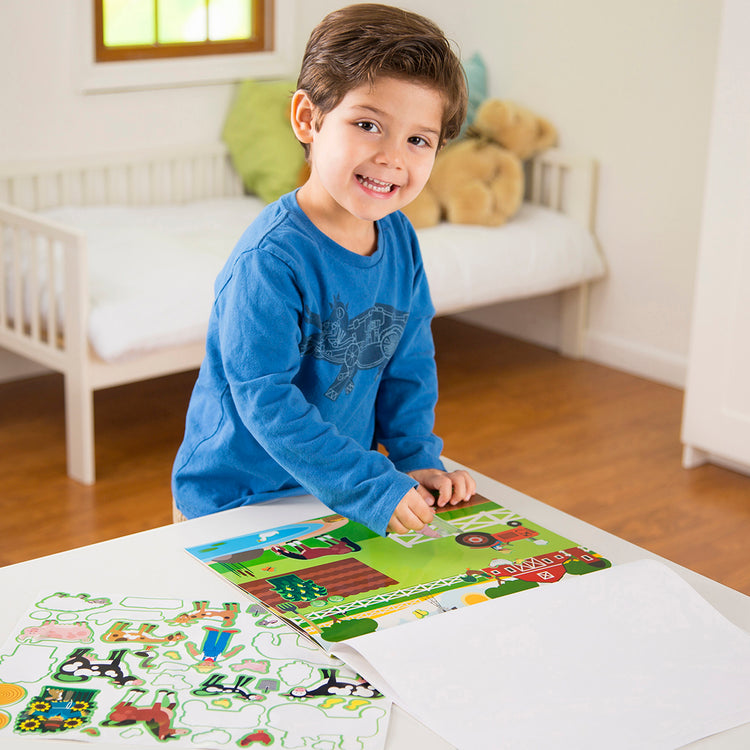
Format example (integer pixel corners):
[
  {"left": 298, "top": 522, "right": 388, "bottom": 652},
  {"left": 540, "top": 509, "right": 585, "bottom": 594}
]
[{"left": 37, "top": 198, "right": 604, "bottom": 362}]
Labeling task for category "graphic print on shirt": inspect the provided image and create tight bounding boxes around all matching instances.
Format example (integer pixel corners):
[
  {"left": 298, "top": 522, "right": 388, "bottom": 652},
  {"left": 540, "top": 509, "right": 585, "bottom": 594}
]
[{"left": 299, "top": 297, "right": 408, "bottom": 401}]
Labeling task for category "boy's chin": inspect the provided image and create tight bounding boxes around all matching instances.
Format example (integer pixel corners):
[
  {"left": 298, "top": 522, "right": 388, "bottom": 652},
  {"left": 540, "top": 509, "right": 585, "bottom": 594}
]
[{"left": 353, "top": 195, "right": 415, "bottom": 221}]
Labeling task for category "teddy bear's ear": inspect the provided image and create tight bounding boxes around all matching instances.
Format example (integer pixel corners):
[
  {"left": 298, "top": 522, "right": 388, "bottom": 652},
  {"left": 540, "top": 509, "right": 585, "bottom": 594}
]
[
  {"left": 535, "top": 116, "right": 558, "bottom": 153},
  {"left": 471, "top": 99, "right": 508, "bottom": 138}
]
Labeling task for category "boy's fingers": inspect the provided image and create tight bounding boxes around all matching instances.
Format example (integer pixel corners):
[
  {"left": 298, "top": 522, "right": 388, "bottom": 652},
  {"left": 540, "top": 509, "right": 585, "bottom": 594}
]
[
  {"left": 388, "top": 468, "right": 481, "bottom": 534},
  {"left": 467, "top": 474, "right": 477, "bottom": 498},
  {"left": 449, "top": 470, "right": 476, "bottom": 504},
  {"left": 387, "top": 516, "right": 408, "bottom": 535},
  {"left": 406, "top": 490, "right": 435, "bottom": 527},
  {"left": 415, "top": 484, "right": 437, "bottom": 505},
  {"left": 414, "top": 499, "right": 435, "bottom": 526},
  {"left": 395, "top": 510, "right": 430, "bottom": 532},
  {"left": 445, "top": 475, "right": 462, "bottom": 504},
  {"left": 388, "top": 491, "right": 434, "bottom": 534},
  {"left": 431, "top": 475, "right": 453, "bottom": 507}
]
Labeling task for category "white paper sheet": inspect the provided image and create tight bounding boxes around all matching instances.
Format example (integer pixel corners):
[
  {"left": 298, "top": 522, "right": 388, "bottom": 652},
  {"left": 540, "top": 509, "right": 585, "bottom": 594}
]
[{"left": 332, "top": 560, "right": 750, "bottom": 750}]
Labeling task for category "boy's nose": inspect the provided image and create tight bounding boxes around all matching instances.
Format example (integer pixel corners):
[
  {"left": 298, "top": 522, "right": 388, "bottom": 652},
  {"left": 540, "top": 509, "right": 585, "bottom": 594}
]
[{"left": 375, "top": 141, "right": 404, "bottom": 169}]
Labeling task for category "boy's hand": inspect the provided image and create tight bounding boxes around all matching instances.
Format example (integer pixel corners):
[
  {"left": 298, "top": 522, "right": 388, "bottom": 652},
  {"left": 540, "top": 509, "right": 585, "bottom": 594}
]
[
  {"left": 408, "top": 468, "right": 476, "bottom": 508},
  {"left": 387, "top": 488, "right": 435, "bottom": 535}
]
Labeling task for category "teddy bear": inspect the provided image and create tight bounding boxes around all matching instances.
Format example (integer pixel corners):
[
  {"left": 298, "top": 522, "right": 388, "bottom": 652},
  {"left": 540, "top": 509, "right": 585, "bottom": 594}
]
[
  {"left": 471, "top": 99, "right": 558, "bottom": 161},
  {"left": 402, "top": 99, "right": 557, "bottom": 229},
  {"left": 403, "top": 139, "right": 524, "bottom": 228}
]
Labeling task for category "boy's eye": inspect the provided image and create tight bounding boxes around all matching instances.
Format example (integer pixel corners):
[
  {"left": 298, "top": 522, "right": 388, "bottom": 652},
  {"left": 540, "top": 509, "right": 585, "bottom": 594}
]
[
  {"left": 409, "top": 135, "right": 434, "bottom": 149},
  {"left": 356, "top": 121, "right": 379, "bottom": 133}
]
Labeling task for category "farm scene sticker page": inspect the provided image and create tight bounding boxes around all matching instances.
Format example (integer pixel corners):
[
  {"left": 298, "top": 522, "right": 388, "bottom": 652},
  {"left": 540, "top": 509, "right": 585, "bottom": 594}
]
[{"left": 186, "top": 495, "right": 612, "bottom": 649}]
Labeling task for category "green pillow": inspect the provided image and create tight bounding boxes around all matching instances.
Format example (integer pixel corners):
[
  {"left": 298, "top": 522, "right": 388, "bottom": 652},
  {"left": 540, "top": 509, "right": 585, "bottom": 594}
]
[
  {"left": 460, "top": 52, "right": 488, "bottom": 137},
  {"left": 222, "top": 79, "right": 306, "bottom": 203}
]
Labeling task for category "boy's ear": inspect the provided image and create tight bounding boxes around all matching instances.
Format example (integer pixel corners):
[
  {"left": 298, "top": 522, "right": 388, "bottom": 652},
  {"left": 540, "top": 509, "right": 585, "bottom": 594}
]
[{"left": 290, "top": 89, "right": 316, "bottom": 145}]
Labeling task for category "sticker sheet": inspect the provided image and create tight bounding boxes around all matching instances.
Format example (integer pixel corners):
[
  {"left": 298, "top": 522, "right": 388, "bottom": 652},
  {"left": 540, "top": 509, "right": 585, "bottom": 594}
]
[
  {"left": 0, "top": 592, "right": 390, "bottom": 747},
  {"left": 186, "top": 495, "right": 611, "bottom": 648}
]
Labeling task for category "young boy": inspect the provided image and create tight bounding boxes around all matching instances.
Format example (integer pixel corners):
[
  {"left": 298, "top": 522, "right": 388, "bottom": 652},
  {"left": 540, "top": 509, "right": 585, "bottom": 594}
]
[{"left": 172, "top": 3, "right": 475, "bottom": 536}]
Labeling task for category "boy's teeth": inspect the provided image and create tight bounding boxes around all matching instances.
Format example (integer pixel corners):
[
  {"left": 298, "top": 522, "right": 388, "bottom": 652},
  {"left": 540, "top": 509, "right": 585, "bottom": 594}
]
[{"left": 358, "top": 175, "right": 394, "bottom": 193}]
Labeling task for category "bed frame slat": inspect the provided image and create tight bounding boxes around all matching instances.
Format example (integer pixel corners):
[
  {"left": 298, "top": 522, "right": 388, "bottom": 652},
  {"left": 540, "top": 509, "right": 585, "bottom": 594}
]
[
  {"left": 29, "top": 230, "right": 40, "bottom": 342},
  {"left": 12, "top": 226, "right": 22, "bottom": 334},
  {"left": 46, "top": 236, "right": 58, "bottom": 350}
]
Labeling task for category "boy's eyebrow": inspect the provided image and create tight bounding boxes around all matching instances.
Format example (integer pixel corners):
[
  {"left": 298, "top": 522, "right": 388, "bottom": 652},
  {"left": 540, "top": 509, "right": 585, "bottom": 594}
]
[{"left": 351, "top": 104, "right": 441, "bottom": 138}]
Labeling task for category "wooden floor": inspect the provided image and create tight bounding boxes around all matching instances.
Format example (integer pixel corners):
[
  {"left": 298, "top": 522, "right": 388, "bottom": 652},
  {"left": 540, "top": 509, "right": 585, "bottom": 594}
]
[{"left": 1, "top": 317, "right": 749, "bottom": 595}]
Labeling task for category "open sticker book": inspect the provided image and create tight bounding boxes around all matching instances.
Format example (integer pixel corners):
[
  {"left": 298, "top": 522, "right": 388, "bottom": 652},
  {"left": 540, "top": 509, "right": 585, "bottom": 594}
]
[
  {"left": 186, "top": 495, "right": 612, "bottom": 649},
  {"left": 0, "top": 592, "right": 389, "bottom": 747}
]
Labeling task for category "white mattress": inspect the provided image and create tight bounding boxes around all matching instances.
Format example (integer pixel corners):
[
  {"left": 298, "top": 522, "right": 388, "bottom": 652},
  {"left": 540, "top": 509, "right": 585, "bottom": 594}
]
[
  {"left": 418, "top": 204, "right": 604, "bottom": 316},
  {"left": 37, "top": 198, "right": 604, "bottom": 362}
]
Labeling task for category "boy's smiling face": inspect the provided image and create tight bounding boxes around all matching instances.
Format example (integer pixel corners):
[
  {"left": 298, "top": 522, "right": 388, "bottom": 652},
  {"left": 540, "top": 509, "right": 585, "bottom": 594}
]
[{"left": 292, "top": 76, "right": 444, "bottom": 253}]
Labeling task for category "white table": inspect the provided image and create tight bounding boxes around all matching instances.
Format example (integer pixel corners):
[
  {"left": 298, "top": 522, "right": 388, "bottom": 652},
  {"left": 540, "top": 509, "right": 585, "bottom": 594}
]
[{"left": 1, "top": 460, "right": 748, "bottom": 749}]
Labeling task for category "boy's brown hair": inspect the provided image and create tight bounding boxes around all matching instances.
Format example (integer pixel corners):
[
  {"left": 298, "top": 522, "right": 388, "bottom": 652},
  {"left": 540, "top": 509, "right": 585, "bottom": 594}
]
[{"left": 297, "top": 3, "right": 467, "bottom": 150}]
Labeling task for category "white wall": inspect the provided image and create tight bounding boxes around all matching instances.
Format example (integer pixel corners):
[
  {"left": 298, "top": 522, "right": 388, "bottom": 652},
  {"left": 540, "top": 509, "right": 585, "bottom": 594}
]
[
  {"left": 419, "top": 0, "right": 721, "bottom": 387},
  {"left": 0, "top": 0, "right": 723, "bottom": 386}
]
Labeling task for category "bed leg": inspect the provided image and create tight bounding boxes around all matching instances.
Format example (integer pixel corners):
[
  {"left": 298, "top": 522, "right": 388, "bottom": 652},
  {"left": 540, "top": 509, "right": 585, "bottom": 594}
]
[
  {"left": 559, "top": 284, "right": 589, "bottom": 358},
  {"left": 64, "top": 375, "right": 95, "bottom": 484}
]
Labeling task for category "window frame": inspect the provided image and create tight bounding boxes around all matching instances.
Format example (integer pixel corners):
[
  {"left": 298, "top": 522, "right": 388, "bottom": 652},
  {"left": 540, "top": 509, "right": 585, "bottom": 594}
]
[
  {"left": 76, "top": 0, "right": 293, "bottom": 94},
  {"left": 93, "top": 0, "right": 273, "bottom": 63}
]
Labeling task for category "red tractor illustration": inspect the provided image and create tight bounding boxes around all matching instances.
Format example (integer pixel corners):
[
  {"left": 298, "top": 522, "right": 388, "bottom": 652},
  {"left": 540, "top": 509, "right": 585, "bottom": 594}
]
[{"left": 454, "top": 521, "right": 539, "bottom": 551}]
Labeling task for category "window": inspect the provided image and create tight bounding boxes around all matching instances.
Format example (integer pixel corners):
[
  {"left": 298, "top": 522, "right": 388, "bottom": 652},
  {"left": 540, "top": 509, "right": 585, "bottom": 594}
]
[
  {"left": 79, "top": 0, "right": 290, "bottom": 93},
  {"left": 94, "top": 0, "right": 273, "bottom": 62}
]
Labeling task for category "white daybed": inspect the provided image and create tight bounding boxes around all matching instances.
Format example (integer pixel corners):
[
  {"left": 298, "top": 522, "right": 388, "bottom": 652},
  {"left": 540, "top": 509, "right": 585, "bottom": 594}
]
[{"left": 0, "top": 144, "right": 603, "bottom": 484}]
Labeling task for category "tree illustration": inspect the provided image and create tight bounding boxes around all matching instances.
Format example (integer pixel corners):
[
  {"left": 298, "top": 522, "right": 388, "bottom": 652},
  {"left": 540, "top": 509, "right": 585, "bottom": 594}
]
[
  {"left": 564, "top": 557, "right": 611, "bottom": 576},
  {"left": 268, "top": 575, "right": 328, "bottom": 602},
  {"left": 485, "top": 578, "right": 539, "bottom": 598}
]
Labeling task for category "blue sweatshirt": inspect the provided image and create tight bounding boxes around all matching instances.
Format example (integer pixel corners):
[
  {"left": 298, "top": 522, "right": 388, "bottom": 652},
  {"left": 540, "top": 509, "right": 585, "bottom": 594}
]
[{"left": 172, "top": 191, "right": 444, "bottom": 536}]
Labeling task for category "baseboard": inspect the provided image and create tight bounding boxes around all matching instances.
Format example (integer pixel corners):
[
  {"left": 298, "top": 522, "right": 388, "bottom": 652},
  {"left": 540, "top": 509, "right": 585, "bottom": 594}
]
[
  {"left": 583, "top": 330, "right": 687, "bottom": 388},
  {"left": 453, "top": 295, "right": 561, "bottom": 352},
  {"left": 452, "top": 300, "right": 687, "bottom": 389},
  {"left": 0, "top": 350, "right": 50, "bottom": 384}
]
